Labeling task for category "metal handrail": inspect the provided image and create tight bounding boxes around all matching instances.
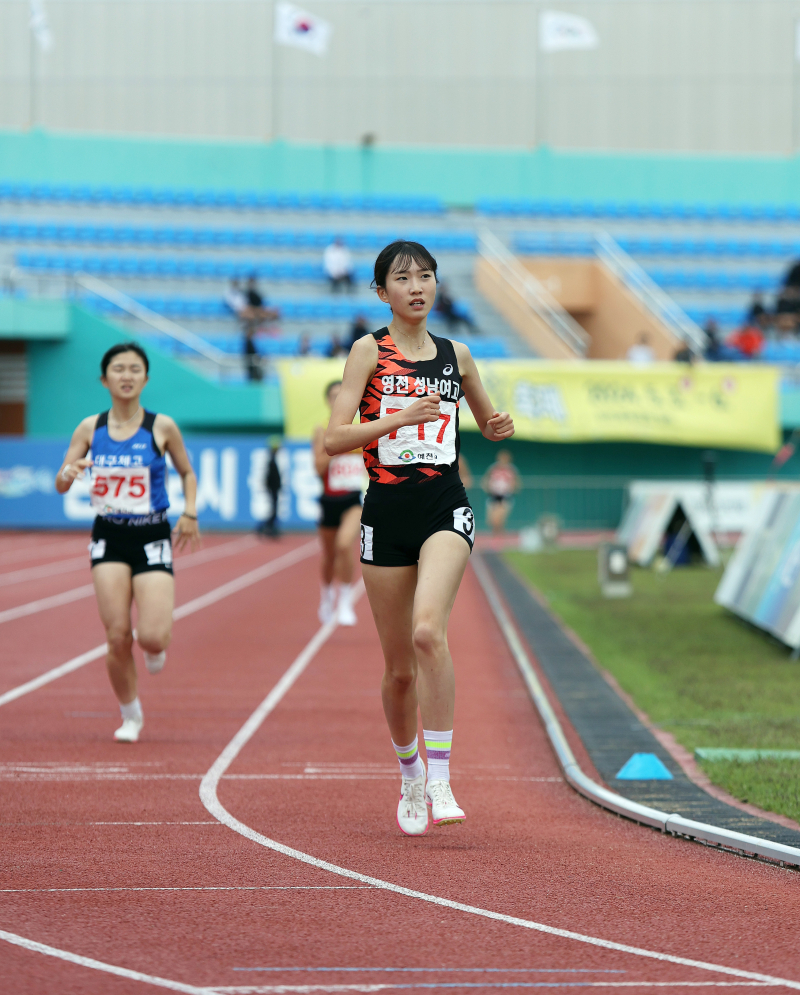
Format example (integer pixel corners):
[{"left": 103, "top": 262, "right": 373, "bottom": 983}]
[
  {"left": 478, "top": 230, "right": 589, "bottom": 357},
  {"left": 73, "top": 273, "right": 239, "bottom": 368},
  {"left": 594, "top": 231, "right": 706, "bottom": 353}
]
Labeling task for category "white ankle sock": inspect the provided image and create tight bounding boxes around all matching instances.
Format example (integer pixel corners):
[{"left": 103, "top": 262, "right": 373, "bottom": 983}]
[
  {"left": 337, "top": 583, "right": 353, "bottom": 608},
  {"left": 120, "top": 697, "right": 143, "bottom": 722},
  {"left": 392, "top": 736, "right": 425, "bottom": 781},
  {"left": 424, "top": 729, "right": 452, "bottom": 782},
  {"left": 320, "top": 583, "right": 335, "bottom": 608}
]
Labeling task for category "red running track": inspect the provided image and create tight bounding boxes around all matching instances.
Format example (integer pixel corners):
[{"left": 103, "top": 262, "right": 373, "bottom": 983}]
[{"left": 1, "top": 530, "right": 798, "bottom": 993}]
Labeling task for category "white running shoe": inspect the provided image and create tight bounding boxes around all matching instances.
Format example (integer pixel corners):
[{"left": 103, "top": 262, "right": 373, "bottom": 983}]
[
  {"left": 318, "top": 587, "right": 336, "bottom": 624},
  {"left": 143, "top": 650, "right": 166, "bottom": 675},
  {"left": 396, "top": 769, "right": 429, "bottom": 837},
  {"left": 336, "top": 600, "right": 357, "bottom": 627},
  {"left": 426, "top": 779, "right": 466, "bottom": 826},
  {"left": 113, "top": 716, "right": 143, "bottom": 743}
]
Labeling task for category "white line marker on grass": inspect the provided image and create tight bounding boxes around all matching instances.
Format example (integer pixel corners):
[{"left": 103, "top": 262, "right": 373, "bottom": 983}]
[
  {"left": 0, "top": 540, "right": 318, "bottom": 708},
  {"left": 199, "top": 603, "right": 800, "bottom": 992}
]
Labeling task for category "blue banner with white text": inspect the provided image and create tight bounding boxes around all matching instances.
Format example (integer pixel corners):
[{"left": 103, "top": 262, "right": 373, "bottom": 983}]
[{"left": 0, "top": 437, "right": 323, "bottom": 530}]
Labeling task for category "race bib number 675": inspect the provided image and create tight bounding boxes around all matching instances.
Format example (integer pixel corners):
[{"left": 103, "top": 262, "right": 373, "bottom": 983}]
[
  {"left": 90, "top": 466, "right": 152, "bottom": 515},
  {"left": 378, "top": 395, "right": 457, "bottom": 466}
]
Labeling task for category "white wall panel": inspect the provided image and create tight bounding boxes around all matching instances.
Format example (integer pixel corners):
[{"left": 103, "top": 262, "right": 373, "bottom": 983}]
[{"left": 0, "top": 0, "right": 798, "bottom": 152}]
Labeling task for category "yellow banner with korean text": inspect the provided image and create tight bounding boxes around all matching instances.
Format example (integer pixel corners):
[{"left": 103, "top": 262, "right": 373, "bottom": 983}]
[
  {"left": 459, "top": 362, "right": 780, "bottom": 452},
  {"left": 277, "top": 359, "right": 780, "bottom": 452}
]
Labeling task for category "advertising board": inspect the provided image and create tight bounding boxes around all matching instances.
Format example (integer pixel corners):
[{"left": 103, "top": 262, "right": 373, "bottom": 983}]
[{"left": 0, "top": 437, "right": 324, "bottom": 530}]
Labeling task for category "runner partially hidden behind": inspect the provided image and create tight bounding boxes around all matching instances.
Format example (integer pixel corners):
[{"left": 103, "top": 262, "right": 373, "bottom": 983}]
[
  {"left": 482, "top": 449, "right": 521, "bottom": 536},
  {"left": 325, "top": 241, "right": 515, "bottom": 836},
  {"left": 313, "top": 381, "right": 364, "bottom": 626},
  {"left": 56, "top": 342, "right": 200, "bottom": 743}
]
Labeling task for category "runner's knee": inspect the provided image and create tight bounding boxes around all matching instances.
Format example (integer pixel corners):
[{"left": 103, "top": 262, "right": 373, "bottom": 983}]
[
  {"left": 106, "top": 628, "right": 133, "bottom": 658},
  {"left": 383, "top": 661, "right": 416, "bottom": 695},
  {"left": 136, "top": 625, "right": 171, "bottom": 654},
  {"left": 412, "top": 620, "right": 446, "bottom": 660}
]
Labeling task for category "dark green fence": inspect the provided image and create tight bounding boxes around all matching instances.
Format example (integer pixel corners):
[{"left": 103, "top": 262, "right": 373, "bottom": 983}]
[{"left": 467, "top": 476, "right": 630, "bottom": 531}]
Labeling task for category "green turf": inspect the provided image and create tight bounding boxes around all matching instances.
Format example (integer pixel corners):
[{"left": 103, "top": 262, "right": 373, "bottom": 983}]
[{"left": 505, "top": 549, "right": 800, "bottom": 824}]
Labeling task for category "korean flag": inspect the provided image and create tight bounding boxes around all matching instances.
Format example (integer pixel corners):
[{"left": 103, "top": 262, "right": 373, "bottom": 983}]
[{"left": 274, "top": 2, "right": 332, "bottom": 56}]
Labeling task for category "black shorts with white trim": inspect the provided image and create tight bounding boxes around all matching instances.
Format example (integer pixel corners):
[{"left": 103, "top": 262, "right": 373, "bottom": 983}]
[
  {"left": 89, "top": 514, "right": 173, "bottom": 576},
  {"left": 359, "top": 472, "right": 474, "bottom": 567}
]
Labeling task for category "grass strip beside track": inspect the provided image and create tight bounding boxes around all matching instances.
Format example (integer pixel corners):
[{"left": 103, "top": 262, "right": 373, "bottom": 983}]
[{"left": 505, "top": 550, "right": 800, "bottom": 826}]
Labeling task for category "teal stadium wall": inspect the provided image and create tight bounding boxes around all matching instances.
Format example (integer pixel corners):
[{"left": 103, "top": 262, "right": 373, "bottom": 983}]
[
  {"left": 25, "top": 305, "right": 283, "bottom": 437},
  {"left": 5, "top": 129, "right": 800, "bottom": 207}
]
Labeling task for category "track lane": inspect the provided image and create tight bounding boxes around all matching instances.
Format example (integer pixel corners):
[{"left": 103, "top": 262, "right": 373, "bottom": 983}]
[{"left": 1, "top": 547, "right": 798, "bottom": 991}]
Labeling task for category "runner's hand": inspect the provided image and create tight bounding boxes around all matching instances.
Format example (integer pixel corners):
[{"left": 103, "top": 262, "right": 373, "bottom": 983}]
[
  {"left": 402, "top": 394, "right": 441, "bottom": 426},
  {"left": 173, "top": 515, "right": 201, "bottom": 553},
  {"left": 60, "top": 458, "right": 93, "bottom": 482},
  {"left": 484, "top": 411, "right": 515, "bottom": 441}
]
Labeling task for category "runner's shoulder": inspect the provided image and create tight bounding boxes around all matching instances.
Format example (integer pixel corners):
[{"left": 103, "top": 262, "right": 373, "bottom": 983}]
[{"left": 450, "top": 339, "right": 473, "bottom": 372}]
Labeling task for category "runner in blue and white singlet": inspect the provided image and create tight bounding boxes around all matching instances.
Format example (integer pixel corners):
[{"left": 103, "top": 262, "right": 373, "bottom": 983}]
[{"left": 56, "top": 342, "right": 200, "bottom": 744}]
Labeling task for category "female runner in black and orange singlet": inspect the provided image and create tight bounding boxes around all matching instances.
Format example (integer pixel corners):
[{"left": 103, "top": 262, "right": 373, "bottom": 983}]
[{"left": 325, "top": 241, "right": 514, "bottom": 837}]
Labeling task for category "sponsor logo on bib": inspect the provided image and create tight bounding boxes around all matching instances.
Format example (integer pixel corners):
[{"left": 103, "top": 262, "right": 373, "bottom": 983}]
[
  {"left": 443, "top": 364, "right": 453, "bottom": 375},
  {"left": 399, "top": 450, "right": 415, "bottom": 462}
]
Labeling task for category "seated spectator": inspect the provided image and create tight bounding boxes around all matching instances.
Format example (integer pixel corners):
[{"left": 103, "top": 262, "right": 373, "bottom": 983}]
[
  {"left": 348, "top": 314, "right": 370, "bottom": 350},
  {"left": 328, "top": 334, "right": 348, "bottom": 358},
  {"left": 703, "top": 318, "right": 722, "bottom": 361},
  {"left": 434, "top": 282, "right": 476, "bottom": 333},
  {"left": 245, "top": 276, "right": 280, "bottom": 326},
  {"left": 747, "top": 292, "right": 768, "bottom": 325},
  {"left": 726, "top": 324, "right": 764, "bottom": 357},
  {"left": 323, "top": 237, "right": 355, "bottom": 293},
  {"left": 626, "top": 331, "right": 655, "bottom": 365},
  {"left": 673, "top": 343, "right": 696, "bottom": 364},
  {"left": 775, "top": 312, "right": 797, "bottom": 338},
  {"left": 785, "top": 258, "right": 800, "bottom": 288}
]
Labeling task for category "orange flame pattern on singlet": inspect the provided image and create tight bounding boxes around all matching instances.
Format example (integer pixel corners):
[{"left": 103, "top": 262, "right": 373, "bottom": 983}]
[{"left": 360, "top": 328, "right": 461, "bottom": 486}]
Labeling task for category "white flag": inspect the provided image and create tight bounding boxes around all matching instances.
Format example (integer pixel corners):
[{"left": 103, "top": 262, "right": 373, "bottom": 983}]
[
  {"left": 274, "top": 2, "right": 331, "bottom": 56},
  {"left": 540, "top": 11, "right": 598, "bottom": 52},
  {"left": 29, "top": 0, "right": 53, "bottom": 52}
]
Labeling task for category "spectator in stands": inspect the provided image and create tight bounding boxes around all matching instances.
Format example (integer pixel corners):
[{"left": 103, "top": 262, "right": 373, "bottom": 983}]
[
  {"left": 328, "top": 335, "right": 348, "bottom": 358},
  {"left": 673, "top": 342, "right": 696, "bottom": 364},
  {"left": 246, "top": 276, "right": 279, "bottom": 326},
  {"left": 626, "top": 331, "right": 655, "bottom": 365},
  {"left": 785, "top": 258, "right": 800, "bottom": 288},
  {"left": 726, "top": 323, "right": 764, "bottom": 358},
  {"left": 323, "top": 237, "right": 355, "bottom": 293},
  {"left": 434, "top": 282, "right": 476, "bottom": 334},
  {"left": 224, "top": 278, "right": 248, "bottom": 322},
  {"left": 298, "top": 334, "right": 312, "bottom": 356},
  {"left": 243, "top": 329, "right": 263, "bottom": 382},
  {"left": 775, "top": 312, "right": 797, "bottom": 339},
  {"left": 747, "top": 291, "right": 768, "bottom": 325},
  {"left": 348, "top": 314, "right": 370, "bottom": 350},
  {"left": 703, "top": 318, "right": 722, "bottom": 361}
]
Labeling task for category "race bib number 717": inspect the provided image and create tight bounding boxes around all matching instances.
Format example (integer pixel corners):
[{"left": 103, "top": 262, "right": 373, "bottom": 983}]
[{"left": 377, "top": 395, "right": 457, "bottom": 466}]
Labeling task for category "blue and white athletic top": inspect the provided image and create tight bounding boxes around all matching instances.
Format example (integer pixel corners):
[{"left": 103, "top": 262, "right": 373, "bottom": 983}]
[{"left": 90, "top": 410, "right": 169, "bottom": 519}]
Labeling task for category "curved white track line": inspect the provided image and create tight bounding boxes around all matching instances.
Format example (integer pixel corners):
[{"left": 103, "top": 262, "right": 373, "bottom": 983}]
[
  {"left": 0, "top": 928, "right": 214, "bottom": 994},
  {"left": 0, "top": 540, "right": 318, "bottom": 708},
  {"left": 199, "top": 600, "right": 800, "bottom": 991}
]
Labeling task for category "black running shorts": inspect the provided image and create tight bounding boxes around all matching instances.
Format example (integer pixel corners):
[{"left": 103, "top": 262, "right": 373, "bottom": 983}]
[
  {"left": 89, "top": 514, "right": 174, "bottom": 576},
  {"left": 360, "top": 473, "right": 474, "bottom": 567},
  {"left": 319, "top": 492, "right": 362, "bottom": 530}
]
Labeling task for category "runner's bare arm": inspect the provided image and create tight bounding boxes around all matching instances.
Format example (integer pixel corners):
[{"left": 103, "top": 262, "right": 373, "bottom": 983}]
[
  {"left": 158, "top": 415, "right": 200, "bottom": 551},
  {"left": 324, "top": 335, "right": 441, "bottom": 456},
  {"left": 55, "top": 416, "right": 97, "bottom": 493},
  {"left": 453, "top": 341, "right": 515, "bottom": 441},
  {"left": 312, "top": 426, "right": 332, "bottom": 477}
]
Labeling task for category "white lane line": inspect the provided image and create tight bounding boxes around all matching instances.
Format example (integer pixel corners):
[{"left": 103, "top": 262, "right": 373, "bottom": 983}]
[
  {"left": 1, "top": 886, "right": 372, "bottom": 893},
  {"left": 0, "top": 538, "right": 88, "bottom": 567},
  {"left": 215, "top": 985, "right": 776, "bottom": 992},
  {"left": 230, "top": 969, "right": 626, "bottom": 975},
  {"left": 0, "top": 535, "right": 259, "bottom": 626},
  {"left": 0, "top": 555, "right": 86, "bottom": 587},
  {"left": 214, "top": 985, "right": 777, "bottom": 992},
  {"left": 0, "top": 773, "right": 562, "bottom": 783},
  {"left": 0, "top": 540, "right": 318, "bottom": 709},
  {"left": 199, "top": 616, "right": 800, "bottom": 991},
  {"left": 0, "top": 928, "right": 216, "bottom": 994}
]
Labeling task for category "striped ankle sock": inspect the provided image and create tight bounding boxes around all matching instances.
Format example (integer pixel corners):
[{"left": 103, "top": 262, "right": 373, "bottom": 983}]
[
  {"left": 424, "top": 729, "right": 452, "bottom": 782},
  {"left": 392, "top": 736, "right": 424, "bottom": 780}
]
